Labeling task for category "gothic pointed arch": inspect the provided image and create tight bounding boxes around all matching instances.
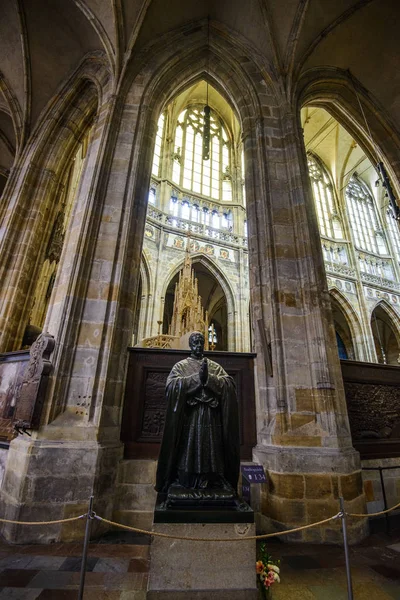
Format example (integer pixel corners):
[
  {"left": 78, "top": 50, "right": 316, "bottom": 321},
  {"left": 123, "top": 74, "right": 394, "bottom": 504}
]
[
  {"left": 297, "top": 67, "right": 400, "bottom": 198},
  {"left": 329, "top": 288, "right": 365, "bottom": 360},
  {"left": 136, "top": 249, "right": 152, "bottom": 342},
  {"left": 161, "top": 251, "right": 236, "bottom": 351},
  {"left": 370, "top": 300, "right": 400, "bottom": 365},
  {"left": 0, "top": 53, "right": 112, "bottom": 352}
]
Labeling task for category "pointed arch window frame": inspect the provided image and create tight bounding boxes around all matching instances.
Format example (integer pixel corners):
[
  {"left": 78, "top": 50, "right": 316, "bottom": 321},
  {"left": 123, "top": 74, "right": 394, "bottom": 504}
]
[
  {"left": 171, "top": 104, "right": 232, "bottom": 202},
  {"left": 345, "top": 174, "right": 390, "bottom": 257},
  {"left": 307, "top": 153, "right": 344, "bottom": 241}
]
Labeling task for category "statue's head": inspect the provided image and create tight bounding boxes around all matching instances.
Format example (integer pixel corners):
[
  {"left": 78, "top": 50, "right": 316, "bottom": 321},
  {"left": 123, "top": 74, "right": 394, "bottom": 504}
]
[{"left": 189, "top": 332, "right": 205, "bottom": 358}]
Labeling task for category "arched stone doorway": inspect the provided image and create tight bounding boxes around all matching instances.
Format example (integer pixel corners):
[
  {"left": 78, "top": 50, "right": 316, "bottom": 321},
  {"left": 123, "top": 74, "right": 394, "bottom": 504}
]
[
  {"left": 330, "top": 297, "right": 355, "bottom": 360},
  {"left": 371, "top": 303, "right": 400, "bottom": 365},
  {"left": 163, "top": 260, "right": 228, "bottom": 350}
]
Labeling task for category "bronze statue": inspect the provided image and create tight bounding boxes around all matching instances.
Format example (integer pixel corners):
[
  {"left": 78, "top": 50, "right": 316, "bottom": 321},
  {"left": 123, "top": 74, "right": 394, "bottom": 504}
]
[{"left": 155, "top": 331, "right": 240, "bottom": 505}]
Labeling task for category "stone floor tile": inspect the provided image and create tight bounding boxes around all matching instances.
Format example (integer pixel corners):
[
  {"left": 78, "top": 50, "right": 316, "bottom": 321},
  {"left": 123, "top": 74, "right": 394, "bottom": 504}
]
[
  {"left": 371, "top": 565, "right": 400, "bottom": 581},
  {"left": 24, "top": 557, "right": 66, "bottom": 571},
  {"left": 26, "top": 571, "right": 78, "bottom": 590},
  {"left": 59, "top": 556, "right": 99, "bottom": 572},
  {"left": 271, "top": 584, "right": 317, "bottom": 599},
  {"left": 36, "top": 591, "right": 80, "bottom": 599},
  {"left": 103, "top": 572, "right": 148, "bottom": 591},
  {"left": 93, "top": 557, "right": 130, "bottom": 573},
  {"left": 274, "top": 566, "right": 348, "bottom": 586},
  {"left": 0, "top": 589, "right": 43, "bottom": 599},
  {"left": 87, "top": 545, "right": 149, "bottom": 559},
  {"left": 19, "top": 545, "right": 66, "bottom": 556},
  {"left": 119, "top": 593, "right": 147, "bottom": 600},
  {"left": 352, "top": 581, "right": 395, "bottom": 599},
  {"left": 317, "top": 555, "right": 346, "bottom": 568},
  {"left": 0, "top": 555, "right": 35, "bottom": 570},
  {"left": 382, "top": 583, "right": 400, "bottom": 600},
  {"left": 284, "top": 555, "right": 323, "bottom": 570},
  {"left": 307, "top": 584, "right": 348, "bottom": 599},
  {"left": 127, "top": 558, "right": 149, "bottom": 573},
  {"left": 0, "top": 570, "right": 39, "bottom": 588},
  {"left": 82, "top": 592, "right": 122, "bottom": 599}
]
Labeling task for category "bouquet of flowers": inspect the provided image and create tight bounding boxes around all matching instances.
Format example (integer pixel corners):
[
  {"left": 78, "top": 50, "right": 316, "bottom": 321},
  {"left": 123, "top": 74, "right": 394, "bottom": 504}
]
[{"left": 256, "top": 543, "right": 280, "bottom": 599}]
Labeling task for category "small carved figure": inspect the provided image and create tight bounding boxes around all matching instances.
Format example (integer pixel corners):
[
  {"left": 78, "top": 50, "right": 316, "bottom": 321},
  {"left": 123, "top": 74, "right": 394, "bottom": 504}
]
[{"left": 155, "top": 331, "right": 240, "bottom": 505}]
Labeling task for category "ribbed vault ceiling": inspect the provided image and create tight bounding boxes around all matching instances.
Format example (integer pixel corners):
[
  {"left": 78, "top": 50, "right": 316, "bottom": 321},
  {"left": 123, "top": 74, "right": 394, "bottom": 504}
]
[{"left": 1, "top": 0, "right": 399, "bottom": 179}]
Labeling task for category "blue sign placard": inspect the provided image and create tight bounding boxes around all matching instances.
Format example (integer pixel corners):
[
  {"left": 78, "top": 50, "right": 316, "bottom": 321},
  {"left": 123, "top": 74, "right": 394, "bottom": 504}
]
[{"left": 241, "top": 465, "right": 267, "bottom": 483}]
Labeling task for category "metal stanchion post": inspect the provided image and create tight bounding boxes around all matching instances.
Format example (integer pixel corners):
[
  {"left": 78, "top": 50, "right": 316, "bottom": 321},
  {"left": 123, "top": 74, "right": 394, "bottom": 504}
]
[
  {"left": 78, "top": 495, "right": 94, "bottom": 600},
  {"left": 340, "top": 496, "right": 354, "bottom": 600},
  {"left": 378, "top": 467, "right": 390, "bottom": 534}
]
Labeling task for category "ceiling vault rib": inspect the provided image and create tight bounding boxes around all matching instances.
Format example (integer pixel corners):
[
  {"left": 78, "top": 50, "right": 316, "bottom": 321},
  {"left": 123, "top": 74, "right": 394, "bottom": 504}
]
[
  {"left": 305, "top": 116, "right": 335, "bottom": 149},
  {"left": 297, "top": 0, "right": 377, "bottom": 77},
  {"left": 119, "top": 0, "right": 153, "bottom": 93},
  {"left": 73, "top": 0, "right": 117, "bottom": 77},
  {"left": 258, "top": 0, "right": 283, "bottom": 77},
  {"left": 16, "top": 0, "right": 31, "bottom": 149},
  {"left": 0, "top": 129, "right": 16, "bottom": 156},
  {"left": 284, "top": 0, "right": 310, "bottom": 94},
  {"left": 112, "top": 0, "right": 125, "bottom": 78},
  {"left": 0, "top": 74, "right": 23, "bottom": 156}
]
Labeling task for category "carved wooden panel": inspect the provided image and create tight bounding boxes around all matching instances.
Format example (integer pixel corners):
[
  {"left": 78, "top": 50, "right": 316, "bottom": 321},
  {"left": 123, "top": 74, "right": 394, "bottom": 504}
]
[
  {"left": 344, "top": 382, "right": 400, "bottom": 439},
  {"left": 341, "top": 359, "right": 400, "bottom": 459},
  {"left": 13, "top": 333, "right": 55, "bottom": 430},
  {"left": 0, "top": 351, "right": 29, "bottom": 441},
  {"left": 121, "top": 348, "right": 257, "bottom": 459}
]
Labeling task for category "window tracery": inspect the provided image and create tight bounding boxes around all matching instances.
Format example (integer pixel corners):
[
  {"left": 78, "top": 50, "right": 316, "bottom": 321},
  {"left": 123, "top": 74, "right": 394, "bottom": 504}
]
[
  {"left": 152, "top": 113, "right": 165, "bottom": 176},
  {"left": 345, "top": 175, "right": 388, "bottom": 255},
  {"left": 386, "top": 209, "right": 400, "bottom": 265},
  {"left": 172, "top": 106, "right": 231, "bottom": 201},
  {"left": 308, "top": 154, "right": 343, "bottom": 239}
]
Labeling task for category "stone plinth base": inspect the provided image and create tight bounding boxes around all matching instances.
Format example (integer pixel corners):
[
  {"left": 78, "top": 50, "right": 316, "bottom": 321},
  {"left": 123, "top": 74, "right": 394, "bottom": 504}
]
[
  {"left": 148, "top": 522, "right": 258, "bottom": 599},
  {"left": 253, "top": 445, "right": 369, "bottom": 544}
]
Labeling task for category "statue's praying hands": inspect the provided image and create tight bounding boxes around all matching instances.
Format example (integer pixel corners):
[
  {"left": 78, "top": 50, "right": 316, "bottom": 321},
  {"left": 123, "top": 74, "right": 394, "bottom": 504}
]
[{"left": 199, "top": 357, "right": 208, "bottom": 385}]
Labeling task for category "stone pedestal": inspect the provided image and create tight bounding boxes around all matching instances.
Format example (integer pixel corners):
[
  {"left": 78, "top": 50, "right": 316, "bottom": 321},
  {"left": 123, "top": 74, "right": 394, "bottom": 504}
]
[{"left": 148, "top": 522, "right": 258, "bottom": 599}]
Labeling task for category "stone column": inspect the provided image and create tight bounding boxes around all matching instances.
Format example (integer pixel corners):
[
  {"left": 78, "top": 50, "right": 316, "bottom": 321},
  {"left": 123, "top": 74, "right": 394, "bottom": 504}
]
[
  {"left": 247, "top": 107, "right": 367, "bottom": 543},
  {"left": 0, "top": 78, "right": 151, "bottom": 543}
]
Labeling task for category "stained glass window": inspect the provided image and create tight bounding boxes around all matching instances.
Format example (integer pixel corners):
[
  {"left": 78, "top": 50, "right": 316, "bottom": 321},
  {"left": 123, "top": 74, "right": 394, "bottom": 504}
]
[
  {"left": 152, "top": 113, "right": 165, "bottom": 176},
  {"left": 345, "top": 176, "right": 388, "bottom": 255},
  {"left": 172, "top": 107, "right": 231, "bottom": 201},
  {"left": 308, "top": 155, "right": 343, "bottom": 239},
  {"left": 387, "top": 209, "right": 400, "bottom": 264},
  {"left": 336, "top": 331, "right": 348, "bottom": 360}
]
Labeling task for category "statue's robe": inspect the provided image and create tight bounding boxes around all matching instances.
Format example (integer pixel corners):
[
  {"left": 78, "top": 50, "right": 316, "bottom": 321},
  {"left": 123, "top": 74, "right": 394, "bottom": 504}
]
[{"left": 155, "top": 356, "right": 240, "bottom": 494}]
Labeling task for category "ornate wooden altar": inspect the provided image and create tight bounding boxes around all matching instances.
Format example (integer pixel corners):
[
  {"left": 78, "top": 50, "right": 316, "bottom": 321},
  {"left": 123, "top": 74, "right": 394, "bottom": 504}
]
[{"left": 121, "top": 348, "right": 257, "bottom": 460}]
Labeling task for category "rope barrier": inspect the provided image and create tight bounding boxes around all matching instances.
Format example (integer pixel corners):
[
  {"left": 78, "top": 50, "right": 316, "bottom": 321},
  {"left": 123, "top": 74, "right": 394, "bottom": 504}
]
[
  {"left": 347, "top": 500, "right": 400, "bottom": 518},
  {"left": 0, "top": 514, "right": 87, "bottom": 525},
  {"left": 0, "top": 497, "right": 398, "bottom": 535},
  {"left": 93, "top": 513, "right": 341, "bottom": 542}
]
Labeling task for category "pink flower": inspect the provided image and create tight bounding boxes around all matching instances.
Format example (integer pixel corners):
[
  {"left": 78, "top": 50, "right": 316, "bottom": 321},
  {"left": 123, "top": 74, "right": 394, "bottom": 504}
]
[{"left": 264, "top": 572, "right": 275, "bottom": 588}]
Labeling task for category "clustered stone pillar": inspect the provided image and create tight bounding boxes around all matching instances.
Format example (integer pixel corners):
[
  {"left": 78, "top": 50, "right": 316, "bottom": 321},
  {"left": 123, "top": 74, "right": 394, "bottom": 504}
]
[{"left": 247, "top": 107, "right": 367, "bottom": 542}]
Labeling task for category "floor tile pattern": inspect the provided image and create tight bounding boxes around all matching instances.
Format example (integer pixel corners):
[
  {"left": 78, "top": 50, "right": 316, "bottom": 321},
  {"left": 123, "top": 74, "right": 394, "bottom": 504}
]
[{"left": 0, "top": 530, "right": 398, "bottom": 598}]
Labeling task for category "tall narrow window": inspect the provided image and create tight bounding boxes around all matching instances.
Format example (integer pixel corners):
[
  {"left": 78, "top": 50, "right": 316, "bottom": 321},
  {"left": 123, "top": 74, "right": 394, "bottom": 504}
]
[
  {"left": 172, "top": 107, "right": 231, "bottom": 201},
  {"left": 345, "top": 176, "right": 388, "bottom": 255},
  {"left": 152, "top": 113, "right": 165, "bottom": 176},
  {"left": 387, "top": 209, "right": 400, "bottom": 264},
  {"left": 307, "top": 155, "right": 343, "bottom": 239}
]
